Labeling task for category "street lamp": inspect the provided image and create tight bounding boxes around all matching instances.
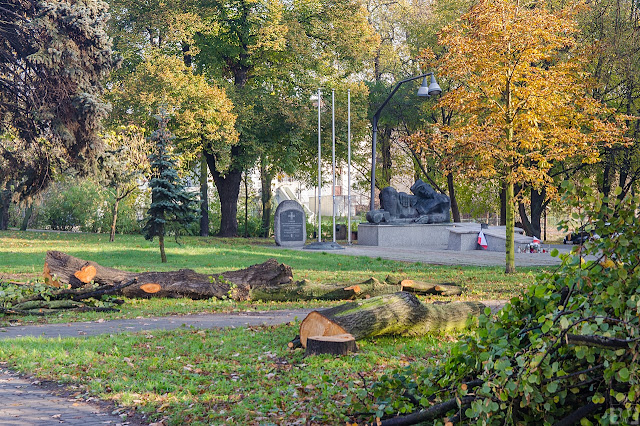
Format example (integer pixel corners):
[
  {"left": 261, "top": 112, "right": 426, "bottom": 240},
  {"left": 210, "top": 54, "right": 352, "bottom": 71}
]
[{"left": 370, "top": 72, "right": 442, "bottom": 211}]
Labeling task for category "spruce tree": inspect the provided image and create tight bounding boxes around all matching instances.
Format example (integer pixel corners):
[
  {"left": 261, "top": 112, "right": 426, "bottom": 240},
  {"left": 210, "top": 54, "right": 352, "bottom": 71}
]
[{"left": 142, "top": 109, "right": 197, "bottom": 263}]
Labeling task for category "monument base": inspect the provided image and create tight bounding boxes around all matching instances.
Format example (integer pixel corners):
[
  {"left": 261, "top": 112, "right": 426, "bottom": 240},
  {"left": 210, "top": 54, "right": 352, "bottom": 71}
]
[
  {"left": 304, "top": 241, "right": 345, "bottom": 250},
  {"left": 357, "top": 223, "right": 452, "bottom": 250},
  {"left": 357, "top": 222, "right": 534, "bottom": 252}
]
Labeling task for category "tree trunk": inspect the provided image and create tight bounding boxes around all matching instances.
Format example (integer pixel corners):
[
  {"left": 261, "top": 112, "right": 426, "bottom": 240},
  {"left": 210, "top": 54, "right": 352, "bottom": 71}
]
[
  {"left": 447, "top": 172, "right": 460, "bottom": 222},
  {"left": 499, "top": 182, "right": 507, "bottom": 226},
  {"left": 44, "top": 251, "right": 293, "bottom": 300},
  {"left": 601, "top": 147, "right": 612, "bottom": 198},
  {"left": 505, "top": 181, "right": 515, "bottom": 273},
  {"left": 298, "top": 292, "right": 485, "bottom": 347},
  {"left": 530, "top": 187, "right": 545, "bottom": 239},
  {"left": 518, "top": 201, "right": 534, "bottom": 236},
  {"left": 0, "top": 188, "right": 10, "bottom": 230},
  {"left": 42, "top": 252, "right": 462, "bottom": 302},
  {"left": 205, "top": 150, "right": 242, "bottom": 237},
  {"left": 20, "top": 202, "right": 32, "bottom": 231},
  {"left": 159, "top": 234, "right": 167, "bottom": 263},
  {"left": 380, "top": 126, "right": 393, "bottom": 188},
  {"left": 260, "top": 159, "right": 273, "bottom": 238},
  {"left": 306, "top": 334, "right": 357, "bottom": 356},
  {"left": 200, "top": 153, "right": 209, "bottom": 237},
  {"left": 110, "top": 198, "right": 119, "bottom": 242}
]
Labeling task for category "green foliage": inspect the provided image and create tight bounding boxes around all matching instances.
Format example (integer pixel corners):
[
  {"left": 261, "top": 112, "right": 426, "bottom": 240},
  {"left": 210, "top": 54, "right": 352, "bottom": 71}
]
[
  {"left": 357, "top": 181, "right": 640, "bottom": 424},
  {"left": 0, "top": 281, "right": 53, "bottom": 309},
  {"left": 0, "top": 0, "right": 116, "bottom": 200},
  {"left": 39, "top": 179, "right": 105, "bottom": 232}
]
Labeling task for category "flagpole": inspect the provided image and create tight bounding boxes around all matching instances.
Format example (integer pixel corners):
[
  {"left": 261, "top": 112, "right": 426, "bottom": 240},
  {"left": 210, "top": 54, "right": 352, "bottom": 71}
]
[
  {"left": 347, "top": 89, "right": 352, "bottom": 245},
  {"left": 332, "top": 89, "right": 336, "bottom": 244},
  {"left": 317, "top": 88, "right": 322, "bottom": 243}
]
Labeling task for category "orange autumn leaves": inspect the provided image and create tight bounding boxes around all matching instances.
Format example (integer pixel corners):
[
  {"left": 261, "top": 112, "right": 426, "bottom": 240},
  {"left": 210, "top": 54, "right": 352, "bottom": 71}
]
[{"left": 408, "top": 0, "right": 627, "bottom": 191}]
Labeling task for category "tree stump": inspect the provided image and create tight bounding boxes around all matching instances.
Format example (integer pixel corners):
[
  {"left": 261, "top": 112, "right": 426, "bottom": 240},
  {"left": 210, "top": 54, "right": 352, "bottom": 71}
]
[
  {"left": 305, "top": 334, "right": 357, "bottom": 356},
  {"left": 299, "top": 292, "right": 485, "bottom": 347}
]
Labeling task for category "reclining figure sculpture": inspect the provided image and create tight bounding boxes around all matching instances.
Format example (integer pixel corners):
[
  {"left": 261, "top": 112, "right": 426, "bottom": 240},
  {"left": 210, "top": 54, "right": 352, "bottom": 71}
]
[{"left": 366, "top": 179, "right": 450, "bottom": 224}]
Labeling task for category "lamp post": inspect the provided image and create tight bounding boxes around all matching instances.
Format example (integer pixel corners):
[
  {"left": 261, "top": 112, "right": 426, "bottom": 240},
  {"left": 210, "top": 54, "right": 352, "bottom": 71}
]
[{"left": 370, "top": 73, "right": 442, "bottom": 211}]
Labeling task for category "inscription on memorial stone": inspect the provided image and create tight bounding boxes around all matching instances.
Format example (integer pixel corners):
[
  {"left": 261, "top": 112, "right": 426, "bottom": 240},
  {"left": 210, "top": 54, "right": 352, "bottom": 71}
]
[
  {"left": 281, "top": 210, "right": 303, "bottom": 241},
  {"left": 275, "top": 200, "right": 306, "bottom": 247}
]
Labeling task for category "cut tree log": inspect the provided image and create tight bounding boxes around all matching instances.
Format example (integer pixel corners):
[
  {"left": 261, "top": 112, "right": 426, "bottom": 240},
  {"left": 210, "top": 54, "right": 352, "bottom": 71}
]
[
  {"left": 399, "top": 279, "right": 462, "bottom": 296},
  {"left": 44, "top": 251, "right": 293, "bottom": 300},
  {"left": 42, "top": 252, "right": 465, "bottom": 301},
  {"left": 298, "top": 292, "right": 485, "bottom": 347},
  {"left": 306, "top": 334, "right": 357, "bottom": 356}
]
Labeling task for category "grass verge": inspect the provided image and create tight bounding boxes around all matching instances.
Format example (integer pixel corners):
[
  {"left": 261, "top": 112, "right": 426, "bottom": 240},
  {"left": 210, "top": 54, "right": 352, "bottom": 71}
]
[
  {"left": 1, "top": 230, "right": 547, "bottom": 325},
  {"left": 0, "top": 322, "right": 452, "bottom": 425}
]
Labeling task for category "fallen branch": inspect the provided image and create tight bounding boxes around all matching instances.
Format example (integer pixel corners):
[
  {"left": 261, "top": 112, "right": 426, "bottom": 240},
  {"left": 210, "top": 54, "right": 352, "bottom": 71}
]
[
  {"left": 565, "top": 334, "right": 638, "bottom": 349},
  {"left": 380, "top": 396, "right": 476, "bottom": 426}
]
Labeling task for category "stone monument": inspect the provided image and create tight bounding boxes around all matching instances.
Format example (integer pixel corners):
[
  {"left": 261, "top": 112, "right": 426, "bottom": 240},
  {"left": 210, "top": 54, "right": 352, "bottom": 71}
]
[
  {"left": 274, "top": 200, "right": 306, "bottom": 247},
  {"left": 366, "top": 179, "right": 450, "bottom": 224}
]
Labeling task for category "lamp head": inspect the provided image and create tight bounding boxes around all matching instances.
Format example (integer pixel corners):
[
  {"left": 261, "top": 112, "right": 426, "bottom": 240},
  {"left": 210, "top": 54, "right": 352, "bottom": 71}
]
[
  {"left": 417, "top": 76, "right": 430, "bottom": 97},
  {"left": 427, "top": 74, "right": 442, "bottom": 96}
]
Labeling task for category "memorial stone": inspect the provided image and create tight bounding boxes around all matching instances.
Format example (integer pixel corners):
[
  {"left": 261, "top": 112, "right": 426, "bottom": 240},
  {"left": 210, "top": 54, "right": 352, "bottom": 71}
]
[{"left": 275, "top": 200, "right": 306, "bottom": 247}]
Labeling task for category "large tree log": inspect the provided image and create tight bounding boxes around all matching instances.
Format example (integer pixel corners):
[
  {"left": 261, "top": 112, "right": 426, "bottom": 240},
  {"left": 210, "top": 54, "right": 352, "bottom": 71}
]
[
  {"left": 43, "top": 252, "right": 465, "bottom": 301},
  {"left": 44, "top": 251, "right": 293, "bottom": 300},
  {"left": 299, "top": 292, "right": 485, "bottom": 347}
]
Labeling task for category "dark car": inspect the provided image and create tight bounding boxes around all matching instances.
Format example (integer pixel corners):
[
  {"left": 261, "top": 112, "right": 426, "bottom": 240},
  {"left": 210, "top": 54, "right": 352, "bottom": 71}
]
[{"left": 563, "top": 227, "right": 598, "bottom": 245}]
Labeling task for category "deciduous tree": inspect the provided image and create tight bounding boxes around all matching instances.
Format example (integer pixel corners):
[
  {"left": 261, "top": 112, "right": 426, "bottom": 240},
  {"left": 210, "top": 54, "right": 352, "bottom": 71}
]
[
  {"left": 99, "top": 125, "right": 150, "bottom": 242},
  {"left": 435, "top": 0, "right": 625, "bottom": 272}
]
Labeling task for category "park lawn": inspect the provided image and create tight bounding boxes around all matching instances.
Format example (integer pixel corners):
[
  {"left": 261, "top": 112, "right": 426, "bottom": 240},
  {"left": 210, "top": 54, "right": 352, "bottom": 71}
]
[
  {"left": 0, "top": 322, "right": 453, "bottom": 425},
  {"left": 0, "top": 229, "right": 544, "bottom": 325}
]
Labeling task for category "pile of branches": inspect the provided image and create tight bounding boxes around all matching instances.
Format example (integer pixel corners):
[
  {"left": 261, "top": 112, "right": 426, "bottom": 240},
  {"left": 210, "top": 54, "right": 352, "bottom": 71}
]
[
  {"left": 0, "top": 279, "right": 134, "bottom": 316},
  {"left": 353, "top": 182, "right": 640, "bottom": 425}
]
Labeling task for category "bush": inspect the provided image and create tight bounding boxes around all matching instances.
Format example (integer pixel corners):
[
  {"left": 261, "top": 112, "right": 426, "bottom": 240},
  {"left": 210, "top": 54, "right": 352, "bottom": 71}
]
[
  {"left": 39, "top": 178, "right": 104, "bottom": 231},
  {"left": 353, "top": 180, "right": 640, "bottom": 425}
]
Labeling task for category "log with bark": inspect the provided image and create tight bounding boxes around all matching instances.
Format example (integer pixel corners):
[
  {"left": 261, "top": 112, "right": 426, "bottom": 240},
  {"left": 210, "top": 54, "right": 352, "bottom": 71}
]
[
  {"left": 43, "top": 251, "right": 465, "bottom": 301},
  {"left": 298, "top": 292, "right": 485, "bottom": 347}
]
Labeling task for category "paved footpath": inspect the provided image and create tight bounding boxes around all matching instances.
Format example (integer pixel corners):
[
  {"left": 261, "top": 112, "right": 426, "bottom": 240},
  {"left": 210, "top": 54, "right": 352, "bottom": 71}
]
[
  {"left": 0, "top": 309, "right": 313, "bottom": 425},
  {"left": 279, "top": 243, "right": 576, "bottom": 267}
]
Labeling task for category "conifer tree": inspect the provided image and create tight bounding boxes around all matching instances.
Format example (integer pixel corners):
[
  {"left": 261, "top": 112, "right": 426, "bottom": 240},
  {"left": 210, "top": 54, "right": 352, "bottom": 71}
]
[{"left": 142, "top": 109, "right": 197, "bottom": 263}]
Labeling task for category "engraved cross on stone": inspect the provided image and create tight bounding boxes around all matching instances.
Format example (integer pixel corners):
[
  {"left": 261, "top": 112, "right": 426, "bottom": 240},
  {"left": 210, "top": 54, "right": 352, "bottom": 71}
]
[{"left": 288, "top": 212, "right": 296, "bottom": 221}]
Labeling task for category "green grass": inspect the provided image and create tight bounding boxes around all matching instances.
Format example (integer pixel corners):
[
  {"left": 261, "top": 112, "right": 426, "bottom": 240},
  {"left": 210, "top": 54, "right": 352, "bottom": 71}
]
[
  {"left": 0, "top": 322, "right": 452, "bottom": 425},
  {"left": 0, "top": 230, "right": 545, "bottom": 424},
  {"left": 0, "top": 229, "right": 546, "bottom": 326}
]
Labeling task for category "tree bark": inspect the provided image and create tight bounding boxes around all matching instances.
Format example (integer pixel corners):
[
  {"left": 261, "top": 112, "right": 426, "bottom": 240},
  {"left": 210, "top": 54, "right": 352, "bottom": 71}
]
[
  {"left": 530, "top": 187, "right": 545, "bottom": 239},
  {"left": 447, "top": 172, "right": 460, "bottom": 222},
  {"left": 110, "top": 198, "right": 119, "bottom": 242},
  {"left": 43, "top": 251, "right": 293, "bottom": 300},
  {"left": 499, "top": 182, "right": 507, "bottom": 226},
  {"left": 205, "top": 149, "right": 242, "bottom": 237},
  {"left": 43, "top": 252, "right": 462, "bottom": 302},
  {"left": 20, "top": 202, "right": 32, "bottom": 231},
  {"left": 0, "top": 188, "right": 10, "bottom": 230},
  {"left": 199, "top": 153, "right": 209, "bottom": 237},
  {"left": 298, "top": 292, "right": 485, "bottom": 347},
  {"left": 505, "top": 180, "right": 516, "bottom": 273},
  {"left": 260, "top": 158, "right": 273, "bottom": 238},
  {"left": 306, "top": 334, "right": 357, "bottom": 356},
  {"left": 159, "top": 233, "right": 167, "bottom": 263}
]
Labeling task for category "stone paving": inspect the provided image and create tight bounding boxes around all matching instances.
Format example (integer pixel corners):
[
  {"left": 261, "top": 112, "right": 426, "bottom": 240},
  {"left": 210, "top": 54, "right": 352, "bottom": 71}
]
[
  {"left": 281, "top": 242, "right": 582, "bottom": 267},
  {"left": 0, "top": 366, "right": 130, "bottom": 425}
]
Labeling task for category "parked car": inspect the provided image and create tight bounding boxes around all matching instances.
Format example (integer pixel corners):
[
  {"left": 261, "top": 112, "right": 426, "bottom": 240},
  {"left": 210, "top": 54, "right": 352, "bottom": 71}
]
[{"left": 563, "top": 227, "right": 599, "bottom": 245}]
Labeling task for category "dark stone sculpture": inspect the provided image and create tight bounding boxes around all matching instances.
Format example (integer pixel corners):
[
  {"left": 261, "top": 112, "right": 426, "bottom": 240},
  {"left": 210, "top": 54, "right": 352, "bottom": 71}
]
[{"left": 366, "top": 179, "right": 450, "bottom": 224}]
